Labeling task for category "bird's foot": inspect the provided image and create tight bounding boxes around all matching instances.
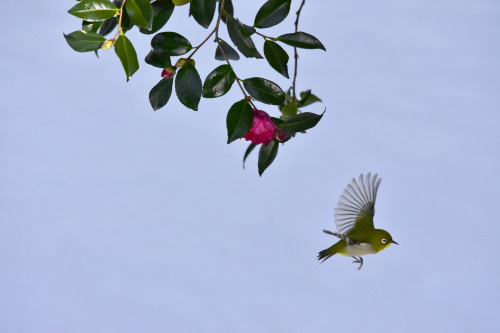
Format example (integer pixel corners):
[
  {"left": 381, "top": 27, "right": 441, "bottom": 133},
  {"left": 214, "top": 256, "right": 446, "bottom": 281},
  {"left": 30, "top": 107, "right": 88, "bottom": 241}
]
[{"left": 352, "top": 256, "right": 363, "bottom": 270}]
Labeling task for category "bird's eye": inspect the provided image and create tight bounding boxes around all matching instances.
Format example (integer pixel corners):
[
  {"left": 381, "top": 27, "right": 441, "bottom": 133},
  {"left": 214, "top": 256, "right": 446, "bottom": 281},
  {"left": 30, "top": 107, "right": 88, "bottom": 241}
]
[{"left": 381, "top": 239, "right": 387, "bottom": 244}]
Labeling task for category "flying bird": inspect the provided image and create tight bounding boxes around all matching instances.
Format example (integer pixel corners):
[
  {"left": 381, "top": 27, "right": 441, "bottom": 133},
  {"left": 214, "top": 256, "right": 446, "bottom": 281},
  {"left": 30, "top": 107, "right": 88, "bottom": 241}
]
[{"left": 318, "top": 173, "right": 398, "bottom": 269}]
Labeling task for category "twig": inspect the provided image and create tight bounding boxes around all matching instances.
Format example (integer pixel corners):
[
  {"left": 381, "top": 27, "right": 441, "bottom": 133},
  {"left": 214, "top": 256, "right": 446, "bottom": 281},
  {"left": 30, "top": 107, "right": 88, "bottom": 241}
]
[
  {"left": 292, "top": 0, "right": 306, "bottom": 100},
  {"left": 255, "top": 31, "right": 277, "bottom": 41},
  {"left": 215, "top": 0, "right": 256, "bottom": 109},
  {"left": 112, "top": 0, "right": 127, "bottom": 44},
  {"left": 187, "top": 28, "right": 216, "bottom": 60}
]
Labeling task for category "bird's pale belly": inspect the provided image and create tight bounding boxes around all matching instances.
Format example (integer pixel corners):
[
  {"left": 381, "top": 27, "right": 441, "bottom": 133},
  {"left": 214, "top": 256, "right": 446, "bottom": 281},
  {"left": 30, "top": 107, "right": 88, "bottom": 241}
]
[{"left": 343, "top": 243, "right": 376, "bottom": 256}]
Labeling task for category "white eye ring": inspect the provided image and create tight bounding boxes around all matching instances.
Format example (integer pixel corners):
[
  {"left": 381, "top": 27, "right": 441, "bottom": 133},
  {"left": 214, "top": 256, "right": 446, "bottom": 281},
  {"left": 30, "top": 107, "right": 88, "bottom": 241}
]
[{"left": 381, "top": 239, "right": 387, "bottom": 244}]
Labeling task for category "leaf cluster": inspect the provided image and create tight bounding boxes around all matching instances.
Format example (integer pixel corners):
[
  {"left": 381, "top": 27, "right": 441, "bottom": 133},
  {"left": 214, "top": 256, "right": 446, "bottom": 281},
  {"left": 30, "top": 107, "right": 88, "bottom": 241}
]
[{"left": 65, "top": 0, "right": 326, "bottom": 175}]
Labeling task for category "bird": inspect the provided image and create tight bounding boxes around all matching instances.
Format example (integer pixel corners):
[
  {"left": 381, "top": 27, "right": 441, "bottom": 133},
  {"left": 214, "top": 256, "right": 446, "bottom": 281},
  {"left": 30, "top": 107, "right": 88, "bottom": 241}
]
[{"left": 318, "top": 173, "right": 398, "bottom": 269}]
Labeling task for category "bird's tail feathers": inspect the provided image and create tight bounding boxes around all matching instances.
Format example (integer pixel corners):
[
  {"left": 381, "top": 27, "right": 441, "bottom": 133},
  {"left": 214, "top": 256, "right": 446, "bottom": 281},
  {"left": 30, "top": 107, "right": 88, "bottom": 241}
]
[{"left": 317, "top": 247, "right": 336, "bottom": 263}]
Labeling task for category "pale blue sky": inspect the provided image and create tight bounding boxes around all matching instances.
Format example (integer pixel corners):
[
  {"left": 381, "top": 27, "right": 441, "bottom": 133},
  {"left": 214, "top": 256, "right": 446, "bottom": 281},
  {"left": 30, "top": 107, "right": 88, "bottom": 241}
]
[{"left": 1, "top": 1, "right": 499, "bottom": 332}]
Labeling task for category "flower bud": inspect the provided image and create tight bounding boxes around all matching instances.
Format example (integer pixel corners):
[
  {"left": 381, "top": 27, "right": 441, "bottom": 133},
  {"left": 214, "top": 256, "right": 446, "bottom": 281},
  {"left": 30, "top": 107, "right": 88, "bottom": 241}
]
[
  {"left": 161, "top": 66, "right": 176, "bottom": 79},
  {"left": 243, "top": 109, "right": 277, "bottom": 145},
  {"left": 172, "top": 0, "right": 192, "bottom": 5},
  {"left": 188, "top": 59, "right": 195, "bottom": 66},
  {"left": 101, "top": 40, "right": 114, "bottom": 50},
  {"left": 175, "top": 58, "right": 188, "bottom": 68},
  {"left": 275, "top": 128, "right": 287, "bottom": 141}
]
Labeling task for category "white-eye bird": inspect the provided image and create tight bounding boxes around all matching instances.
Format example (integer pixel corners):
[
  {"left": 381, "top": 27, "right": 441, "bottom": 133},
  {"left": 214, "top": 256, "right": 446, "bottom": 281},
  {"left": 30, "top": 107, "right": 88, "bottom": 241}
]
[{"left": 318, "top": 173, "right": 398, "bottom": 269}]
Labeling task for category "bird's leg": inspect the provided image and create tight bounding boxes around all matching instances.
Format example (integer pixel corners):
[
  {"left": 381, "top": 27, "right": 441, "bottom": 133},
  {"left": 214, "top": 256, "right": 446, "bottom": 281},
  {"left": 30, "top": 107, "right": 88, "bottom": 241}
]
[
  {"left": 352, "top": 256, "right": 364, "bottom": 270},
  {"left": 323, "top": 229, "right": 342, "bottom": 239}
]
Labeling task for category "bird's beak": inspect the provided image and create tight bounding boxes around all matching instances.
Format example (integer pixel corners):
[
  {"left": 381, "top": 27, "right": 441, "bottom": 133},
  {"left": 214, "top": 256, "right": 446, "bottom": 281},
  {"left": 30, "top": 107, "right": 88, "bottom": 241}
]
[{"left": 391, "top": 240, "right": 399, "bottom": 245}]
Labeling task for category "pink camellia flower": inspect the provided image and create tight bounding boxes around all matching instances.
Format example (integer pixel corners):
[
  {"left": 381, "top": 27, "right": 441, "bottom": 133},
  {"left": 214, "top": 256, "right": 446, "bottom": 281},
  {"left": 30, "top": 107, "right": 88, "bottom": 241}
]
[{"left": 243, "top": 109, "right": 277, "bottom": 145}]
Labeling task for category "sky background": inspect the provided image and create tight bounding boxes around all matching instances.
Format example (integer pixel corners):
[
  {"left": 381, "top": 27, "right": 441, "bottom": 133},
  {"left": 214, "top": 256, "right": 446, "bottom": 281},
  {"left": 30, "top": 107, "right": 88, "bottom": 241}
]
[{"left": 1, "top": 0, "right": 499, "bottom": 332}]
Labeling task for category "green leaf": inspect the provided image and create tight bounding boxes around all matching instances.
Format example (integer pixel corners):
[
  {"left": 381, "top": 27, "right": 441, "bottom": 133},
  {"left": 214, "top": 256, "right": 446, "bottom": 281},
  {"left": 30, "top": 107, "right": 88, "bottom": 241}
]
[
  {"left": 299, "top": 90, "right": 322, "bottom": 107},
  {"left": 254, "top": 0, "right": 291, "bottom": 29},
  {"left": 263, "top": 40, "right": 289, "bottom": 78},
  {"left": 279, "top": 112, "right": 323, "bottom": 132},
  {"left": 281, "top": 102, "right": 298, "bottom": 121},
  {"left": 190, "top": 0, "right": 216, "bottom": 29},
  {"left": 215, "top": 39, "right": 240, "bottom": 61},
  {"left": 114, "top": 33, "right": 139, "bottom": 81},
  {"left": 226, "top": 99, "right": 253, "bottom": 144},
  {"left": 277, "top": 32, "right": 326, "bottom": 50},
  {"left": 82, "top": 20, "right": 103, "bottom": 33},
  {"left": 145, "top": 49, "right": 171, "bottom": 68},
  {"left": 239, "top": 23, "right": 256, "bottom": 37},
  {"left": 68, "top": 0, "right": 119, "bottom": 22},
  {"left": 64, "top": 30, "right": 106, "bottom": 52},
  {"left": 218, "top": 0, "right": 234, "bottom": 24},
  {"left": 243, "top": 142, "right": 257, "bottom": 169},
  {"left": 226, "top": 16, "right": 262, "bottom": 59},
  {"left": 125, "top": 0, "right": 153, "bottom": 30},
  {"left": 202, "top": 65, "right": 236, "bottom": 98},
  {"left": 151, "top": 32, "right": 192, "bottom": 56},
  {"left": 258, "top": 139, "right": 279, "bottom": 176},
  {"left": 98, "top": 16, "right": 118, "bottom": 36},
  {"left": 243, "top": 78, "right": 285, "bottom": 105},
  {"left": 139, "top": 1, "right": 174, "bottom": 34},
  {"left": 175, "top": 62, "right": 202, "bottom": 110},
  {"left": 149, "top": 77, "right": 173, "bottom": 110}
]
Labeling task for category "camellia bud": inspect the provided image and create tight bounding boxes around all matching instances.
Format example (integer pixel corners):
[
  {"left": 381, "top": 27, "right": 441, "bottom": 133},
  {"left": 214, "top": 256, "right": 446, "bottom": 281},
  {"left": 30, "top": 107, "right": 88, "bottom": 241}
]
[
  {"left": 243, "top": 109, "right": 277, "bottom": 145},
  {"left": 175, "top": 58, "right": 188, "bottom": 68},
  {"left": 101, "top": 40, "right": 114, "bottom": 50},
  {"left": 172, "top": 0, "right": 192, "bottom": 5},
  {"left": 161, "top": 66, "right": 176, "bottom": 79},
  {"left": 188, "top": 59, "right": 195, "bottom": 66},
  {"left": 275, "top": 128, "right": 287, "bottom": 141}
]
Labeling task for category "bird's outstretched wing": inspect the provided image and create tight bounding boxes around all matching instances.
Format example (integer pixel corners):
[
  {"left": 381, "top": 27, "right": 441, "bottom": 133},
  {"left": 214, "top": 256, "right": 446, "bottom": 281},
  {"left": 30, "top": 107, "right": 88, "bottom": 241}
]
[{"left": 334, "top": 173, "right": 381, "bottom": 236}]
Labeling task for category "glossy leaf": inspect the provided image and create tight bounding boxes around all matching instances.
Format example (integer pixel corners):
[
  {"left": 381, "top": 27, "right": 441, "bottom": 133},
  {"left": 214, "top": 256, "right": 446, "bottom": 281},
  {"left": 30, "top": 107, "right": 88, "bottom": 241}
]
[
  {"left": 64, "top": 30, "right": 106, "bottom": 52},
  {"left": 218, "top": 0, "right": 233, "bottom": 24},
  {"left": 239, "top": 23, "right": 256, "bottom": 37},
  {"left": 125, "top": 0, "right": 153, "bottom": 30},
  {"left": 226, "top": 99, "right": 253, "bottom": 144},
  {"left": 226, "top": 16, "right": 262, "bottom": 59},
  {"left": 98, "top": 16, "right": 118, "bottom": 36},
  {"left": 243, "top": 78, "right": 285, "bottom": 105},
  {"left": 278, "top": 112, "right": 323, "bottom": 132},
  {"left": 144, "top": 49, "right": 171, "bottom": 68},
  {"left": 82, "top": 20, "right": 103, "bottom": 33},
  {"left": 175, "top": 63, "right": 202, "bottom": 110},
  {"left": 151, "top": 32, "right": 192, "bottom": 56},
  {"left": 215, "top": 39, "right": 240, "bottom": 61},
  {"left": 149, "top": 77, "right": 173, "bottom": 110},
  {"left": 258, "top": 139, "right": 279, "bottom": 176},
  {"left": 139, "top": 1, "right": 175, "bottom": 34},
  {"left": 281, "top": 102, "right": 298, "bottom": 121},
  {"left": 254, "top": 0, "right": 291, "bottom": 29},
  {"left": 299, "top": 90, "right": 322, "bottom": 107},
  {"left": 191, "top": 0, "right": 216, "bottom": 29},
  {"left": 114, "top": 33, "right": 139, "bottom": 81},
  {"left": 277, "top": 32, "right": 326, "bottom": 50},
  {"left": 202, "top": 65, "right": 236, "bottom": 98},
  {"left": 263, "top": 40, "right": 289, "bottom": 78},
  {"left": 68, "top": 0, "right": 119, "bottom": 22},
  {"left": 243, "top": 142, "right": 257, "bottom": 169}
]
